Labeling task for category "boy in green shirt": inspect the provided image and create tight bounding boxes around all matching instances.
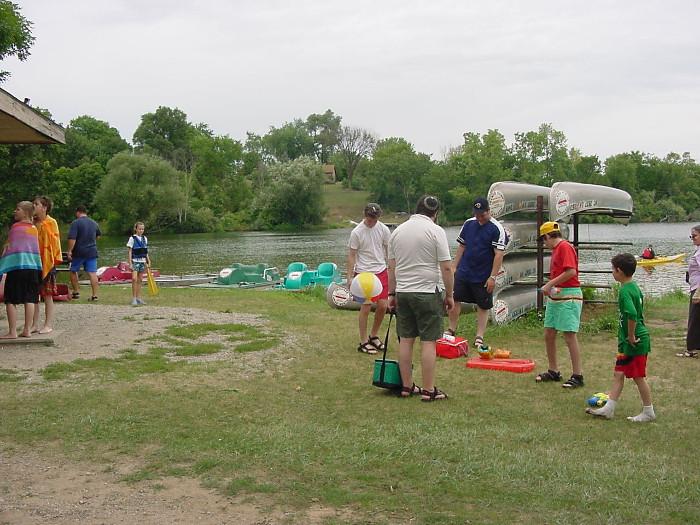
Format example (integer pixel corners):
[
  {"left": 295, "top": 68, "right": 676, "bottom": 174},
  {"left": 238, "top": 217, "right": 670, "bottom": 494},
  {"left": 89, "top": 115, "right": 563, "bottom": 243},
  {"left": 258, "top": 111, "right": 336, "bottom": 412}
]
[{"left": 586, "top": 253, "right": 655, "bottom": 422}]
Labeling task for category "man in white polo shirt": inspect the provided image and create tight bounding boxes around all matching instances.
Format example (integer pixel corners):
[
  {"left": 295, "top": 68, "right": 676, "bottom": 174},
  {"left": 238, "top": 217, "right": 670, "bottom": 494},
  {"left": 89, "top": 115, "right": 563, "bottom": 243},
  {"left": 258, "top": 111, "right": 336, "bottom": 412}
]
[
  {"left": 347, "top": 203, "right": 392, "bottom": 355},
  {"left": 388, "top": 195, "right": 454, "bottom": 401}
]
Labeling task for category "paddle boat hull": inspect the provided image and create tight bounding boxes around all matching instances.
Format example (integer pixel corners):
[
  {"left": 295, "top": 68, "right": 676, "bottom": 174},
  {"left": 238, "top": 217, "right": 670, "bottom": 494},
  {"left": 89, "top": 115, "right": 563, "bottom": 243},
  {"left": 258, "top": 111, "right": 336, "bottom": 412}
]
[
  {"left": 97, "top": 262, "right": 161, "bottom": 283},
  {"left": 216, "top": 263, "right": 281, "bottom": 286},
  {"left": 283, "top": 262, "right": 342, "bottom": 290}
]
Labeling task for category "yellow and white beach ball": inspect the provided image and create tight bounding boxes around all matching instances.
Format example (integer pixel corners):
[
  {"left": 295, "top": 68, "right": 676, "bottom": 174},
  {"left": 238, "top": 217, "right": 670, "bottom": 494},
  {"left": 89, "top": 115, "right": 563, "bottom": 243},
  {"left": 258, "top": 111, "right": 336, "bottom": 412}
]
[{"left": 350, "top": 272, "right": 383, "bottom": 304}]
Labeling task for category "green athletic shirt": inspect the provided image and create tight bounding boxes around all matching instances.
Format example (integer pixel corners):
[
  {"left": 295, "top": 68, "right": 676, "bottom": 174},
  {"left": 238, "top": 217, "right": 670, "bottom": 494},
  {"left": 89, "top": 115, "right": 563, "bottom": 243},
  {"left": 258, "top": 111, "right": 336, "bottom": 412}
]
[{"left": 618, "top": 281, "right": 650, "bottom": 356}]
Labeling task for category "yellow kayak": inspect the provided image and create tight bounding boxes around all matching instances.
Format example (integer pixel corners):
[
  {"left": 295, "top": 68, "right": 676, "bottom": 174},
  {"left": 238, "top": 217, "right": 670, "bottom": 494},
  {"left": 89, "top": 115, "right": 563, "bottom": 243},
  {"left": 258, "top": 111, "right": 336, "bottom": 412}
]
[{"left": 637, "top": 253, "right": 686, "bottom": 267}]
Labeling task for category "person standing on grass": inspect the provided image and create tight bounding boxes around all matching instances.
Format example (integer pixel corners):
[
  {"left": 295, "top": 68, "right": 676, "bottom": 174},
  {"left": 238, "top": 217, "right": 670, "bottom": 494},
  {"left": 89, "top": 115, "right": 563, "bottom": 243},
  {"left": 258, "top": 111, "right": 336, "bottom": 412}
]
[
  {"left": 66, "top": 205, "right": 101, "bottom": 301},
  {"left": 535, "top": 221, "right": 585, "bottom": 389},
  {"left": 445, "top": 197, "right": 507, "bottom": 350},
  {"left": 678, "top": 225, "right": 700, "bottom": 358},
  {"left": 31, "top": 196, "right": 62, "bottom": 334},
  {"left": 0, "top": 202, "right": 42, "bottom": 339},
  {"left": 127, "top": 221, "right": 151, "bottom": 306},
  {"left": 587, "top": 253, "right": 655, "bottom": 422},
  {"left": 347, "top": 203, "right": 391, "bottom": 355},
  {"left": 388, "top": 195, "right": 454, "bottom": 401}
]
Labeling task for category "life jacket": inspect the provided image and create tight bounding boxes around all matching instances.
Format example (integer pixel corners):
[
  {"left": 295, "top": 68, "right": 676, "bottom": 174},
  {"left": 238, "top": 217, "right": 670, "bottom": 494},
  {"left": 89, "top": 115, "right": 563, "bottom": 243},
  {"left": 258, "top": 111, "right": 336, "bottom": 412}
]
[
  {"left": 641, "top": 248, "right": 653, "bottom": 259},
  {"left": 131, "top": 235, "right": 148, "bottom": 258}
]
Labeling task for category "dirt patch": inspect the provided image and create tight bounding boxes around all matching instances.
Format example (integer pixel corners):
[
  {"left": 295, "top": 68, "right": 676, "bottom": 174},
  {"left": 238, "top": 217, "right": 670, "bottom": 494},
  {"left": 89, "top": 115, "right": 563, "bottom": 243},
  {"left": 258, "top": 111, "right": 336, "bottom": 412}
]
[
  {"left": 0, "top": 447, "right": 347, "bottom": 524},
  {"left": 0, "top": 303, "right": 347, "bottom": 524},
  {"left": 0, "top": 303, "right": 266, "bottom": 381}
]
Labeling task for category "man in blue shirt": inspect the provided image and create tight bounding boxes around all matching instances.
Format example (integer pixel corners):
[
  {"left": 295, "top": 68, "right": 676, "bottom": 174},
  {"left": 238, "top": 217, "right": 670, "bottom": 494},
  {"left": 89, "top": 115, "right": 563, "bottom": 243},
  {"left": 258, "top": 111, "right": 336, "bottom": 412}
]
[
  {"left": 446, "top": 197, "right": 507, "bottom": 349},
  {"left": 67, "top": 205, "right": 102, "bottom": 301}
]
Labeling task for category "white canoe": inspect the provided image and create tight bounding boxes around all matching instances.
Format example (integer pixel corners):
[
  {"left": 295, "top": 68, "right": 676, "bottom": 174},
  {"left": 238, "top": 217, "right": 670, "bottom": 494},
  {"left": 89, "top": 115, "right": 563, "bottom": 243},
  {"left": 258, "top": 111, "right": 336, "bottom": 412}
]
[
  {"left": 549, "top": 182, "right": 633, "bottom": 223},
  {"left": 488, "top": 182, "right": 550, "bottom": 218},
  {"left": 490, "top": 286, "right": 538, "bottom": 325},
  {"left": 494, "top": 253, "right": 550, "bottom": 291},
  {"left": 488, "top": 181, "right": 633, "bottom": 225},
  {"left": 502, "top": 220, "right": 569, "bottom": 254}
]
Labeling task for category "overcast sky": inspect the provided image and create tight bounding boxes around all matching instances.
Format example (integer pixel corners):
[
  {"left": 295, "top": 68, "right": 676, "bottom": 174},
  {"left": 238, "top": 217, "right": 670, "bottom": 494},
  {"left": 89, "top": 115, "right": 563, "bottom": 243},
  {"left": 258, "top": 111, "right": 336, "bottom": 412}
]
[{"left": 4, "top": 0, "right": 700, "bottom": 160}]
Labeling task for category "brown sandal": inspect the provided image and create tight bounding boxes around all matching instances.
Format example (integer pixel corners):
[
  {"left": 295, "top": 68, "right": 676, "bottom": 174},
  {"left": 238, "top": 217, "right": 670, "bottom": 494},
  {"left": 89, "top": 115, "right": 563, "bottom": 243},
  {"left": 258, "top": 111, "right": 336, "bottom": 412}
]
[
  {"left": 357, "top": 342, "right": 378, "bottom": 355},
  {"left": 420, "top": 387, "right": 448, "bottom": 402},
  {"left": 369, "top": 336, "right": 385, "bottom": 352},
  {"left": 400, "top": 383, "right": 421, "bottom": 398}
]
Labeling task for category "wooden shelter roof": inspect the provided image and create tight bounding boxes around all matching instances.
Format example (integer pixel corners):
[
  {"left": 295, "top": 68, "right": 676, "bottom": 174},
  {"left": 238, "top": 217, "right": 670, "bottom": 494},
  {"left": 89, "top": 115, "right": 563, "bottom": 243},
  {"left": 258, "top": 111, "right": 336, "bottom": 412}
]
[{"left": 0, "top": 87, "right": 65, "bottom": 144}]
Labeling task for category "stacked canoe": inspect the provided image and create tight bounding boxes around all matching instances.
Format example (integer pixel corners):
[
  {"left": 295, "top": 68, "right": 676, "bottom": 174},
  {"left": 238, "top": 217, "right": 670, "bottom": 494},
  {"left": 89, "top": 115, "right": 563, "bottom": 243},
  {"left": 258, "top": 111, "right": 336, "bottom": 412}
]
[{"left": 486, "top": 181, "right": 633, "bottom": 323}]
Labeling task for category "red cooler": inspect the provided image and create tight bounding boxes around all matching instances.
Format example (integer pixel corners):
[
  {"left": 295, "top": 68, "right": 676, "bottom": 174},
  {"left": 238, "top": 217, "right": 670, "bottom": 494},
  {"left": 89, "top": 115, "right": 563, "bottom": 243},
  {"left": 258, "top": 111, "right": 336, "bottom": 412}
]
[{"left": 436, "top": 337, "right": 469, "bottom": 359}]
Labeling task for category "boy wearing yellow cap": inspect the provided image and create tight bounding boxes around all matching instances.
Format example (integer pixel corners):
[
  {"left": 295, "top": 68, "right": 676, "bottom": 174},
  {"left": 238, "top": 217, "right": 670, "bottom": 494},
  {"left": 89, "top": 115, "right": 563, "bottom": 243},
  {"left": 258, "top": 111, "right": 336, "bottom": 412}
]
[{"left": 535, "top": 221, "right": 584, "bottom": 388}]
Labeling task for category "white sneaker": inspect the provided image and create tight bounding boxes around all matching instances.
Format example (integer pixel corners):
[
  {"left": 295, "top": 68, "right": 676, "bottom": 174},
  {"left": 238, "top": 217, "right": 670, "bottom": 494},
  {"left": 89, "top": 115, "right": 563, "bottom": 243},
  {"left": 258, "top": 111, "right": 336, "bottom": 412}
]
[
  {"left": 137, "top": 298, "right": 145, "bottom": 305},
  {"left": 131, "top": 298, "right": 139, "bottom": 306},
  {"left": 586, "top": 407, "right": 614, "bottom": 419},
  {"left": 627, "top": 412, "right": 656, "bottom": 422}
]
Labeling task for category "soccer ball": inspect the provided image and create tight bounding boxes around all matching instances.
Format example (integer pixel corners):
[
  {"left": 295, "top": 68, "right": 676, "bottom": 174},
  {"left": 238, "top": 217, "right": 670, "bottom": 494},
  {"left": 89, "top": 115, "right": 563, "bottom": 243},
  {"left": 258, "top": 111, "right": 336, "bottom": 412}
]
[{"left": 586, "top": 392, "right": 609, "bottom": 408}]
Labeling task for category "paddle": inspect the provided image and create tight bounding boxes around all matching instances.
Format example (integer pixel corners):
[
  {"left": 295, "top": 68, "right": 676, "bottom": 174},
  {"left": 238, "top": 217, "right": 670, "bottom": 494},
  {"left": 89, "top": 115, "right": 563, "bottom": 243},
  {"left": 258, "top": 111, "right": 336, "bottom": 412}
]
[{"left": 146, "top": 266, "right": 159, "bottom": 296}]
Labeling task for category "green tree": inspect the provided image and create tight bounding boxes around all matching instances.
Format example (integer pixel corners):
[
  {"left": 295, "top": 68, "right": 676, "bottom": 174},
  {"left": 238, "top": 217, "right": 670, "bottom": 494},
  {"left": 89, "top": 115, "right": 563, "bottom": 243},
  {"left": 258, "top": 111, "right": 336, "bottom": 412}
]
[
  {"left": 335, "top": 126, "right": 376, "bottom": 188},
  {"left": 62, "top": 115, "right": 130, "bottom": 169},
  {"left": 133, "top": 107, "right": 194, "bottom": 223},
  {"left": 262, "top": 120, "right": 315, "bottom": 162},
  {"left": 305, "top": 109, "right": 342, "bottom": 164},
  {"left": 604, "top": 153, "right": 640, "bottom": 194},
  {"left": 132, "top": 106, "right": 194, "bottom": 171},
  {"left": 47, "top": 162, "right": 105, "bottom": 223},
  {"left": 0, "top": 1, "right": 34, "bottom": 82},
  {"left": 251, "top": 157, "right": 325, "bottom": 229},
  {"left": 0, "top": 143, "right": 54, "bottom": 226},
  {"left": 570, "top": 151, "right": 605, "bottom": 184},
  {"left": 189, "top": 132, "right": 249, "bottom": 217},
  {"left": 512, "top": 123, "right": 572, "bottom": 185},
  {"left": 364, "top": 138, "right": 433, "bottom": 212},
  {"left": 95, "top": 152, "right": 185, "bottom": 234}
]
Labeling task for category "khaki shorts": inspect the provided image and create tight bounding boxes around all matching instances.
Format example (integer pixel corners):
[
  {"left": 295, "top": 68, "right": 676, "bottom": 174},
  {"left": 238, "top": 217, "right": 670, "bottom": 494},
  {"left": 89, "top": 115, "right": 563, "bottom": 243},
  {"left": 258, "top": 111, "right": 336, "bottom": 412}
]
[{"left": 395, "top": 292, "right": 444, "bottom": 341}]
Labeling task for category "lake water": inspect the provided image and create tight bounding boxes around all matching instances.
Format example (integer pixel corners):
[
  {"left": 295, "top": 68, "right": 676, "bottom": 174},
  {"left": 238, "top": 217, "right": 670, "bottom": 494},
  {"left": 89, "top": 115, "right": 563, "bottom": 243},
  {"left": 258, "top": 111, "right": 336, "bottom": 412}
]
[{"left": 97, "top": 222, "right": 698, "bottom": 297}]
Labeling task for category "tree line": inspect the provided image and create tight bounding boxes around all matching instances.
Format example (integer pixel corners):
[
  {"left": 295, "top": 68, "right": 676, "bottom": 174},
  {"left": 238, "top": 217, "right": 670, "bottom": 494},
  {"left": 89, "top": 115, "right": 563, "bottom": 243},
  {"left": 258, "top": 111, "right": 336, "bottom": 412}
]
[{"left": 1, "top": 2, "right": 698, "bottom": 232}]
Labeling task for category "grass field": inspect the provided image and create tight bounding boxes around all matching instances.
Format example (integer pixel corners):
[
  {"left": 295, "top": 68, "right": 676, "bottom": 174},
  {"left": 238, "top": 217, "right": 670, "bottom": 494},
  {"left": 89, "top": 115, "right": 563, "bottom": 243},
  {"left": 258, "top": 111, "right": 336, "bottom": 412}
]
[
  {"left": 1, "top": 286, "right": 699, "bottom": 524},
  {"left": 322, "top": 183, "right": 406, "bottom": 227}
]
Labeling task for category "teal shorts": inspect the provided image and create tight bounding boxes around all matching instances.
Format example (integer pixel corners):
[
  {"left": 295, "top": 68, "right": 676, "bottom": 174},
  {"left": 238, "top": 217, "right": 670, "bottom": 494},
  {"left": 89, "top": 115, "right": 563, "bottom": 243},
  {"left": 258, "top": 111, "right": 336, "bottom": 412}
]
[
  {"left": 395, "top": 291, "right": 444, "bottom": 341},
  {"left": 544, "top": 287, "right": 583, "bottom": 332}
]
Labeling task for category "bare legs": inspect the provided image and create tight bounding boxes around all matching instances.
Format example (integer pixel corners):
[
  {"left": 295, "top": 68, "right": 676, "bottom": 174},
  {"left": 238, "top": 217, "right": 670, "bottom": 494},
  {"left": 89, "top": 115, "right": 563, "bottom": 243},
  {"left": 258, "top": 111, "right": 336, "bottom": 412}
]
[
  {"left": 448, "top": 303, "right": 489, "bottom": 342},
  {"left": 1, "top": 302, "right": 35, "bottom": 339},
  {"left": 132, "top": 271, "right": 143, "bottom": 302},
  {"left": 87, "top": 272, "right": 99, "bottom": 298},
  {"left": 543, "top": 328, "right": 582, "bottom": 376},
  {"left": 358, "top": 299, "right": 388, "bottom": 344},
  {"left": 398, "top": 336, "right": 438, "bottom": 392},
  {"left": 30, "top": 295, "right": 54, "bottom": 334},
  {"left": 69, "top": 271, "right": 80, "bottom": 295}
]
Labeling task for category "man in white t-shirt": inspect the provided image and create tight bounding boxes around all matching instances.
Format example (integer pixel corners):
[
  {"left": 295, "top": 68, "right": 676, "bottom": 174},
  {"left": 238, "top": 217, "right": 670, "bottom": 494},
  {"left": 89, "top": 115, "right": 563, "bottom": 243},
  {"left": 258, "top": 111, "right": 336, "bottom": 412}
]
[
  {"left": 388, "top": 195, "right": 454, "bottom": 401},
  {"left": 347, "top": 203, "right": 392, "bottom": 355}
]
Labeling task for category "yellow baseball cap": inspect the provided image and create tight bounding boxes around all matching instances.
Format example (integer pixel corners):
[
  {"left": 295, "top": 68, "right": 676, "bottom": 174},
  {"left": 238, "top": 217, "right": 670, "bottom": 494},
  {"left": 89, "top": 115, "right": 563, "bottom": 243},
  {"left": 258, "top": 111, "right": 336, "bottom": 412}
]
[{"left": 539, "top": 221, "right": 560, "bottom": 237}]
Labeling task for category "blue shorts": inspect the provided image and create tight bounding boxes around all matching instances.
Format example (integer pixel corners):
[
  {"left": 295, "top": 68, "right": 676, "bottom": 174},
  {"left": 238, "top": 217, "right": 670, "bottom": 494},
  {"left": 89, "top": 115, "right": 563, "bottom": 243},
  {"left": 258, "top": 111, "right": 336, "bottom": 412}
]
[
  {"left": 70, "top": 257, "right": 98, "bottom": 273},
  {"left": 132, "top": 261, "right": 146, "bottom": 273}
]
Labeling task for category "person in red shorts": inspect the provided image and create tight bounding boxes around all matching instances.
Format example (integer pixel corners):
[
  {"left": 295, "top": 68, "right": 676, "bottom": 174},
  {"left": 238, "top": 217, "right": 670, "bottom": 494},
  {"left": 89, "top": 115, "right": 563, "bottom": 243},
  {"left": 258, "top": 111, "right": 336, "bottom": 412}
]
[
  {"left": 586, "top": 253, "right": 655, "bottom": 422},
  {"left": 347, "top": 203, "right": 391, "bottom": 354}
]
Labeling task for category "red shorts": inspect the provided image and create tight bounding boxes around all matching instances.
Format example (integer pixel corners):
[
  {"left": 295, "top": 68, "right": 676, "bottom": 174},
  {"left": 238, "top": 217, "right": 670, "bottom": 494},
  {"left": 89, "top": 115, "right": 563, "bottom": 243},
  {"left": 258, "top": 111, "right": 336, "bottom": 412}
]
[
  {"left": 615, "top": 354, "right": 647, "bottom": 378},
  {"left": 354, "top": 269, "right": 389, "bottom": 301}
]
